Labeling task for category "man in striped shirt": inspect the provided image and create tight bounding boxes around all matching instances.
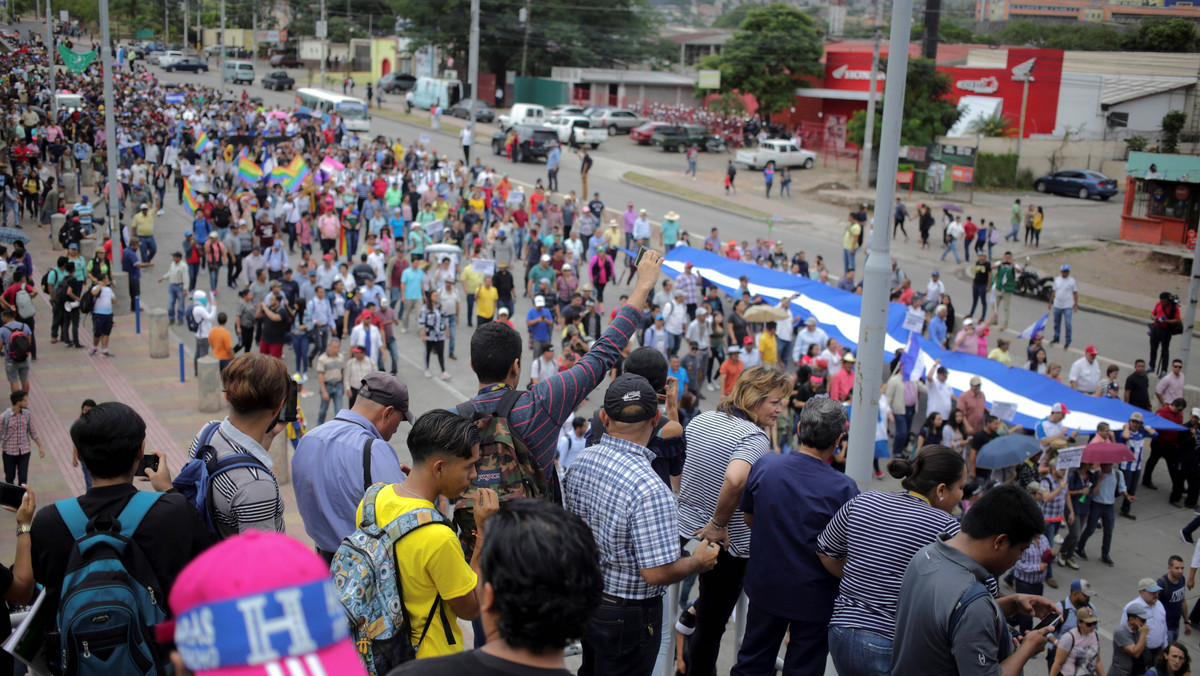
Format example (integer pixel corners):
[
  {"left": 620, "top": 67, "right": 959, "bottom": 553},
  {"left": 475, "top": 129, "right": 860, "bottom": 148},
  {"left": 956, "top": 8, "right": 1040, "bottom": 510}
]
[{"left": 462, "top": 249, "right": 664, "bottom": 504}]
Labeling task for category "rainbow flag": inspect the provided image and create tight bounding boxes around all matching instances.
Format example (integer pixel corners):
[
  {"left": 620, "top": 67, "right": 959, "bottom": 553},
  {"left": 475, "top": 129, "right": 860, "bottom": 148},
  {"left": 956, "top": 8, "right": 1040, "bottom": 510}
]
[
  {"left": 237, "top": 156, "right": 264, "bottom": 185},
  {"left": 194, "top": 132, "right": 212, "bottom": 154},
  {"left": 182, "top": 179, "right": 199, "bottom": 215},
  {"left": 283, "top": 156, "right": 310, "bottom": 193}
]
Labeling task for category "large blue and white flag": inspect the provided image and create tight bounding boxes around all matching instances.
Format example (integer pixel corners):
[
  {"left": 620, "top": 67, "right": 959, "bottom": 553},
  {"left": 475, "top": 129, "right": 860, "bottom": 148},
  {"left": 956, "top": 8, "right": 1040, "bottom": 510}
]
[
  {"left": 900, "top": 330, "right": 921, "bottom": 382},
  {"left": 1018, "top": 313, "right": 1048, "bottom": 340},
  {"left": 659, "top": 247, "right": 1183, "bottom": 434}
]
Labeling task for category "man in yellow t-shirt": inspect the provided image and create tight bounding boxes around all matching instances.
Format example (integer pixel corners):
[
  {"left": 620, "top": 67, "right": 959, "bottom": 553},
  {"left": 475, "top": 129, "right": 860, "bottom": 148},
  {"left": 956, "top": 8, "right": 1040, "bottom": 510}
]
[
  {"left": 460, "top": 260, "right": 484, "bottom": 327},
  {"left": 758, "top": 322, "right": 778, "bottom": 369},
  {"left": 475, "top": 275, "right": 499, "bottom": 324},
  {"left": 355, "top": 409, "right": 499, "bottom": 660}
]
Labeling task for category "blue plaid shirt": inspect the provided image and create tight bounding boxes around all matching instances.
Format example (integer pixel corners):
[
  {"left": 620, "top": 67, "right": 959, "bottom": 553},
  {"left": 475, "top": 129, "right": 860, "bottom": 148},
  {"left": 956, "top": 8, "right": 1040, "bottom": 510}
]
[{"left": 564, "top": 434, "right": 679, "bottom": 599}]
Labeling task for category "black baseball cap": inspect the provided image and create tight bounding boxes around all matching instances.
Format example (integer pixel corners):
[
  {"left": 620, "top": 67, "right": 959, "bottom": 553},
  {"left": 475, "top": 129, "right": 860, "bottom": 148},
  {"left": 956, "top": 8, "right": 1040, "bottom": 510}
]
[
  {"left": 357, "top": 372, "right": 415, "bottom": 422},
  {"left": 603, "top": 374, "right": 659, "bottom": 423}
]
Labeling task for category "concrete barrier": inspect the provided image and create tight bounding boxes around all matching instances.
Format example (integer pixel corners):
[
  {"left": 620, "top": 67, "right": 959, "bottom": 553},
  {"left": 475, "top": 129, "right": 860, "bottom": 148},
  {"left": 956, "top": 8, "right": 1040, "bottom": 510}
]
[
  {"left": 79, "top": 237, "right": 96, "bottom": 261},
  {"left": 198, "top": 356, "right": 223, "bottom": 413},
  {"left": 62, "top": 173, "right": 77, "bottom": 203},
  {"left": 111, "top": 271, "right": 130, "bottom": 317},
  {"left": 50, "top": 214, "right": 66, "bottom": 251},
  {"left": 148, "top": 308, "right": 169, "bottom": 358}
]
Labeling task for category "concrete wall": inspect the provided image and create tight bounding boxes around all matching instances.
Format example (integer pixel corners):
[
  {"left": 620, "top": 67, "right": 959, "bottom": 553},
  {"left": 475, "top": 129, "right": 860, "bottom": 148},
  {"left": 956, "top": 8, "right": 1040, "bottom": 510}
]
[
  {"left": 1111, "top": 89, "right": 1191, "bottom": 133},
  {"left": 202, "top": 28, "right": 254, "bottom": 48}
]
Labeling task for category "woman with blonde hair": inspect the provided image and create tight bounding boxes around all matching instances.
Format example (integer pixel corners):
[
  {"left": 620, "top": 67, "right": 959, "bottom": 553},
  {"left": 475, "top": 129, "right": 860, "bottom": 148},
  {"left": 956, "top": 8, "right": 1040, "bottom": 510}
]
[{"left": 676, "top": 365, "right": 792, "bottom": 676}]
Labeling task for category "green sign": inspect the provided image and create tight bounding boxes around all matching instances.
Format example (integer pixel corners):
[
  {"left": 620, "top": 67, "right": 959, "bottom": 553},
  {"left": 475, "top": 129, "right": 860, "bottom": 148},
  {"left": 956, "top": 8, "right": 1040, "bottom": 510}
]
[
  {"left": 58, "top": 44, "right": 97, "bottom": 73},
  {"left": 135, "top": 29, "right": 154, "bottom": 39}
]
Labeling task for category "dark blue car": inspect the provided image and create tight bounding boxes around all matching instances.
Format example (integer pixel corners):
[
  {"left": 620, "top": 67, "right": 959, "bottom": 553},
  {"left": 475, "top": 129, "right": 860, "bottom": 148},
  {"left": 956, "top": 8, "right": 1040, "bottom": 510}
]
[{"left": 1033, "top": 169, "right": 1118, "bottom": 200}]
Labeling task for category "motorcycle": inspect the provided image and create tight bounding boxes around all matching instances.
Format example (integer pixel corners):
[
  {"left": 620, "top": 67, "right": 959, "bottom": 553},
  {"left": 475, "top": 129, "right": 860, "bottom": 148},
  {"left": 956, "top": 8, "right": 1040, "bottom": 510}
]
[{"left": 1015, "top": 257, "right": 1054, "bottom": 301}]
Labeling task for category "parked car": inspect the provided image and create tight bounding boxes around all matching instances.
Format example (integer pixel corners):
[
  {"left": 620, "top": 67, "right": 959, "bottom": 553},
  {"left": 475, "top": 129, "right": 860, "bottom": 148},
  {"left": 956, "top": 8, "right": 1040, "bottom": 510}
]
[
  {"left": 447, "top": 98, "right": 496, "bottom": 123},
  {"left": 498, "top": 103, "right": 547, "bottom": 132},
  {"left": 630, "top": 121, "right": 677, "bottom": 145},
  {"left": 548, "top": 104, "right": 586, "bottom": 118},
  {"left": 491, "top": 124, "right": 560, "bottom": 163},
  {"left": 735, "top": 139, "right": 816, "bottom": 170},
  {"left": 165, "top": 57, "right": 209, "bottom": 73},
  {"left": 261, "top": 70, "right": 295, "bottom": 91},
  {"left": 589, "top": 108, "right": 643, "bottom": 135},
  {"left": 269, "top": 54, "right": 302, "bottom": 68},
  {"left": 544, "top": 115, "right": 607, "bottom": 149},
  {"left": 157, "top": 50, "right": 185, "bottom": 68},
  {"left": 1033, "top": 169, "right": 1118, "bottom": 200},
  {"left": 377, "top": 72, "right": 416, "bottom": 94},
  {"left": 651, "top": 124, "right": 726, "bottom": 153}
]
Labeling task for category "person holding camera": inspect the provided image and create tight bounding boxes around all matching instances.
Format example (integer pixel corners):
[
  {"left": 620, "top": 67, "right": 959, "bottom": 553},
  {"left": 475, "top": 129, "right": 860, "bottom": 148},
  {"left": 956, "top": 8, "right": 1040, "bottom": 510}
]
[
  {"left": 186, "top": 353, "right": 289, "bottom": 538},
  {"left": 1150, "top": 292, "right": 1183, "bottom": 378}
]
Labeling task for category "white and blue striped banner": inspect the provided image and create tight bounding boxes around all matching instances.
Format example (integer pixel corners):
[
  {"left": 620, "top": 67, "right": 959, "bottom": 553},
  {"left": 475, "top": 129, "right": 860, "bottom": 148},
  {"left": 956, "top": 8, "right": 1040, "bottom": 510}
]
[{"left": 658, "top": 247, "right": 1183, "bottom": 434}]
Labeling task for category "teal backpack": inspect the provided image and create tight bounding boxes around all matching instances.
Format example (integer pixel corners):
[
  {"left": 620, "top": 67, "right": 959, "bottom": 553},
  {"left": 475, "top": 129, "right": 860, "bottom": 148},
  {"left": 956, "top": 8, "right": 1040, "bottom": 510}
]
[
  {"left": 330, "top": 484, "right": 456, "bottom": 675},
  {"left": 52, "top": 491, "right": 168, "bottom": 676}
]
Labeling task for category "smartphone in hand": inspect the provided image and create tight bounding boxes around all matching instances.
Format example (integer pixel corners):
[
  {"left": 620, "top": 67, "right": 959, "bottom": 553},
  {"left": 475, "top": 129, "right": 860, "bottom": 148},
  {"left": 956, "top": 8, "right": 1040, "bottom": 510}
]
[
  {"left": 136, "top": 454, "right": 160, "bottom": 476},
  {"left": 0, "top": 482, "right": 25, "bottom": 510},
  {"left": 1033, "top": 612, "right": 1062, "bottom": 632}
]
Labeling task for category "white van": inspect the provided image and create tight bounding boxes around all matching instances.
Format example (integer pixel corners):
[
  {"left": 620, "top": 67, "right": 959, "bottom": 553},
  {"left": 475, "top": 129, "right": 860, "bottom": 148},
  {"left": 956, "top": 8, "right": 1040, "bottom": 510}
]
[
  {"left": 411, "top": 77, "right": 462, "bottom": 111},
  {"left": 497, "top": 103, "right": 546, "bottom": 132},
  {"left": 222, "top": 60, "right": 255, "bottom": 84}
]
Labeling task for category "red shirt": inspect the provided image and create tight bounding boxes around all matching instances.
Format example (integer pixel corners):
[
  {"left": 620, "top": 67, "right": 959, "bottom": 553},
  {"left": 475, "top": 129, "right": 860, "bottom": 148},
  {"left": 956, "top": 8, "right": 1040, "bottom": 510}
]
[
  {"left": 963, "top": 220, "right": 977, "bottom": 241},
  {"left": 830, "top": 368, "right": 855, "bottom": 402},
  {"left": 103, "top": 239, "right": 113, "bottom": 263},
  {"left": 1153, "top": 301, "right": 1180, "bottom": 328},
  {"left": 1157, "top": 405, "right": 1183, "bottom": 444},
  {"left": 512, "top": 208, "right": 528, "bottom": 229},
  {"left": 0, "top": 283, "right": 34, "bottom": 309}
]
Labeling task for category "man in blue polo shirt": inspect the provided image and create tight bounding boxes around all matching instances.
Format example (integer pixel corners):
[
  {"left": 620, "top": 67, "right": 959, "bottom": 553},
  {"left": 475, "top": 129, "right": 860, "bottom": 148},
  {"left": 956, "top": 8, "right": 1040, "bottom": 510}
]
[{"left": 1118, "top": 411, "right": 1157, "bottom": 520}]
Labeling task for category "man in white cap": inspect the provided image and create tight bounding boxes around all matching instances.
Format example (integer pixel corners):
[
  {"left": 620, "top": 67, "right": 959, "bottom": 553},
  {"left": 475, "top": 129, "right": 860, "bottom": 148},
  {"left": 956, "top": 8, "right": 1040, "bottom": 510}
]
[
  {"left": 791, "top": 316, "right": 828, "bottom": 365},
  {"left": 632, "top": 208, "right": 652, "bottom": 247},
  {"left": 189, "top": 290, "right": 217, "bottom": 377},
  {"left": 663, "top": 289, "right": 688, "bottom": 356}
]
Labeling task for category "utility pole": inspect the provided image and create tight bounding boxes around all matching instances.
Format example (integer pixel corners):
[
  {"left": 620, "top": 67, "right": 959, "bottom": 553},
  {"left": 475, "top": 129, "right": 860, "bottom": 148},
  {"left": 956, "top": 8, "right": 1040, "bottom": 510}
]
[
  {"left": 165, "top": 0, "right": 169, "bottom": 46},
  {"left": 184, "top": 0, "right": 188, "bottom": 50},
  {"left": 859, "top": 0, "right": 883, "bottom": 190},
  {"left": 195, "top": 0, "right": 200, "bottom": 53},
  {"left": 923, "top": 0, "right": 942, "bottom": 59},
  {"left": 520, "top": 0, "right": 530, "bottom": 77},
  {"left": 1179, "top": 253, "right": 1200, "bottom": 376},
  {"left": 846, "top": 0, "right": 915, "bottom": 487},
  {"left": 45, "top": 0, "right": 56, "bottom": 117},
  {"left": 98, "top": 0, "right": 123, "bottom": 268},
  {"left": 468, "top": 0, "right": 479, "bottom": 133},
  {"left": 1013, "top": 58, "right": 1035, "bottom": 182},
  {"left": 251, "top": 0, "right": 256, "bottom": 60},
  {"left": 318, "top": 0, "right": 326, "bottom": 90},
  {"left": 219, "top": 0, "right": 225, "bottom": 69}
]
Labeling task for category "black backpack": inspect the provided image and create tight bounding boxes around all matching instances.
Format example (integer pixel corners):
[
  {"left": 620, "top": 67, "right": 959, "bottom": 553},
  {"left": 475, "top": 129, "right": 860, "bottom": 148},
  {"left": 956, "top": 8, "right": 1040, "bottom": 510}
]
[
  {"left": 80, "top": 287, "right": 96, "bottom": 315},
  {"left": 58, "top": 221, "right": 74, "bottom": 248},
  {"left": 39, "top": 269, "right": 53, "bottom": 295},
  {"left": 185, "top": 304, "right": 201, "bottom": 332},
  {"left": 6, "top": 325, "right": 30, "bottom": 362},
  {"left": 54, "top": 276, "right": 71, "bottom": 305}
]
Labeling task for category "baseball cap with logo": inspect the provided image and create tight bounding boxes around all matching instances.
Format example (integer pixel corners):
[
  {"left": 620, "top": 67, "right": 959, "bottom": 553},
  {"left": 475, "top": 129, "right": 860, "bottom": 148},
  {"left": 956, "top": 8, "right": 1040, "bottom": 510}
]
[
  {"left": 165, "top": 531, "right": 367, "bottom": 676},
  {"left": 1071, "top": 579, "right": 1097, "bottom": 596},
  {"left": 1085, "top": 345, "right": 1097, "bottom": 356},
  {"left": 1076, "top": 607, "right": 1098, "bottom": 624},
  {"left": 603, "top": 374, "right": 659, "bottom": 423},
  {"left": 1130, "top": 411, "right": 1144, "bottom": 423},
  {"left": 1051, "top": 402, "right": 1069, "bottom": 415},
  {"left": 356, "top": 372, "right": 415, "bottom": 422}
]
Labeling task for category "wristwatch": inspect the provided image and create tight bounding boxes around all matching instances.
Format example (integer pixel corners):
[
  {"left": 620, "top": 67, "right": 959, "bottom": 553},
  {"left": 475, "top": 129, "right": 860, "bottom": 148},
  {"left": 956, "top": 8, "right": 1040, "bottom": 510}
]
[{"left": 15, "top": 525, "right": 30, "bottom": 536}]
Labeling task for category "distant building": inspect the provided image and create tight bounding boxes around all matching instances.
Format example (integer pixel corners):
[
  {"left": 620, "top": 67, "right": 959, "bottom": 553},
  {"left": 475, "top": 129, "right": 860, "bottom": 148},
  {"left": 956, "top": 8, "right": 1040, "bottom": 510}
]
[{"left": 976, "top": 0, "right": 1200, "bottom": 22}]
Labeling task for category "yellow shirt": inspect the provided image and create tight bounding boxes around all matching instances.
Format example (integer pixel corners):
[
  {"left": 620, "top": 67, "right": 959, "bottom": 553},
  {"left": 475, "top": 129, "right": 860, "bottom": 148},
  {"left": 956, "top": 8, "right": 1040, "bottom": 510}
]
[
  {"left": 476, "top": 285, "right": 499, "bottom": 319},
  {"left": 603, "top": 228, "right": 621, "bottom": 248},
  {"left": 434, "top": 201, "right": 450, "bottom": 223},
  {"left": 460, "top": 265, "right": 484, "bottom": 294},
  {"left": 758, "top": 333, "right": 778, "bottom": 365},
  {"left": 468, "top": 197, "right": 485, "bottom": 214},
  {"left": 987, "top": 347, "right": 1012, "bottom": 367},
  {"left": 355, "top": 486, "right": 476, "bottom": 659},
  {"left": 843, "top": 222, "right": 861, "bottom": 251}
]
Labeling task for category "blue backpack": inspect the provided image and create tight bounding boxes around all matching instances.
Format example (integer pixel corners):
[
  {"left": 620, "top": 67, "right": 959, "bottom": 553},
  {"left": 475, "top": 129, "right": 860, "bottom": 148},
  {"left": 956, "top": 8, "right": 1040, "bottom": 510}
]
[
  {"left": 172, "top": 421, "right": 266, "bottom": 532},
  {"left": 330, "top": 484, "right": 456, "bottom": 676},
  {"left": 53, "top": 492, "right": 167, "bottom": 676}
]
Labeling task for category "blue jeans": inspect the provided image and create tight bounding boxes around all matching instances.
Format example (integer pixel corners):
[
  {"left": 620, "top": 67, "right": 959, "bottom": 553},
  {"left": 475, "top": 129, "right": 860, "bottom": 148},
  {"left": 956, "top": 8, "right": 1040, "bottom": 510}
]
[
  {"left": 385, "top": 336, "right": 398, "bottom": 374},
  {"left": 1122, "top": 468, "right": 1141, "bottom": 514},
  {"left": 686, "top": 159, "right": 697, "bottom": 177},
  {"left": 308, "top": 326, "right": 329, "bottom": 364},
  {"left": 842, "top": 247, "right": 856, "bottom": 272},
  {"left": 668, "top": 332, "right": 682, "bottom": 357},
  {"left": 445, "top": 315, "right": 457, "bottom": 357},
  {"left": 208, "top": 267, "right": 220, "bottom": 291},
  {"left": 139, "top": 235, "right": 157, "bottom": 263},
  {"left": 894, "top": 405, "right": 914, "bottom": 457},
  {"left": 1052, "top": 306, "right": 1073, "bottom": 344},
  {"left": 828, "top": 626, "right": 892, "bottom": 676},
  {"left": 580, "top": 597, "right": 661, "bottom": 676},
  {"left": 940, "top": 238, "right": 961, "bottom": 263},
  {"left": 389, "top": 286, "right": 402, "bottom": 314},
  {"left": 1006, "top": 221, "right": 1020, "bottom": 241},
  {"left": 465, "top": 293, "right": 476, "bottom": 325},
  {"left": 317, "top": 381, "right": 343, "bottom": 425},
  {"left": 167, "top": 283, "right": 185, "bottom": 323},
  {"left": 1079, "top": 502, "right": 1115, "bottom": 558},
  {"left": 292, "top": 333, "right": 310, "bottom": 375},
  {"left": 1044, "top": 521, "right": 1061, "bottom": 581},
  {"left": 344, "top": 229, "right": 359, "bottom": 258},
  {"left": 777, "top": 339, "right": 791, "bottom": 367},
  {"left": 512, "top": 228, "right": 526, "bottom": 261}
]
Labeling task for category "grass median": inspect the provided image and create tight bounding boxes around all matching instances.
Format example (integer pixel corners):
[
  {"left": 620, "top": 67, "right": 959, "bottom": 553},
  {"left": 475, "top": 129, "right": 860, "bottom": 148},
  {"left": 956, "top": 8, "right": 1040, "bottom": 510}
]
[{"left": 622, "top": 172, "right": 773, "bottom": 221}]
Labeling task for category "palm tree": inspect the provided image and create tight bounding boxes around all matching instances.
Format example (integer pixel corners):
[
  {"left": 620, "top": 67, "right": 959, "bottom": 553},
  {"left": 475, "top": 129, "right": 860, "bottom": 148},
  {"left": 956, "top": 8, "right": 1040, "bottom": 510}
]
[{"left": 967, "top": 111, "right": 1014, "bottom": 137}]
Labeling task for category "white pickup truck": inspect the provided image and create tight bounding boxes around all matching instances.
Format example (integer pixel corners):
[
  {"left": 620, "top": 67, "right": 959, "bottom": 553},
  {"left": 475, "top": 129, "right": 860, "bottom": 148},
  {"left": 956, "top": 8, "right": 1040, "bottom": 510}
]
[
  {"left": 498, "top": 103, "right": 546, "bottom": 132},
  {"left": 735, "top": 139, "right": 816, "bottom": 170},
  {"left": 544, "top": 115, "right": 607, "bottom": 149}
]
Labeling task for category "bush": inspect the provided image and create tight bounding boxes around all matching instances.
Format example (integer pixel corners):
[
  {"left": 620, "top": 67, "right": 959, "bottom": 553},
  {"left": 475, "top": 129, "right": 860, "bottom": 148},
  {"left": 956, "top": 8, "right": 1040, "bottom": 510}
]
[
  {"left": 1126, "top": 135, "right": 1149, "bottom": 153},
  {"left": 972, "top": 153, "right": 1028, "bottom": 189}
]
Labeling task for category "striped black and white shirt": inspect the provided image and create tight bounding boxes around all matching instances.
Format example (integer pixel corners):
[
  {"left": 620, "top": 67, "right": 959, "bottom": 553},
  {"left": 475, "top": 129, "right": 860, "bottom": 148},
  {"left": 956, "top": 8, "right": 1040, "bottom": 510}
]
[
  {"left": 677, "top": 410, "right": 769, "bottom": 558},
  {"left": 816, "top": 491, "right": 961, "bottom": 640},
  {"left": 189, "top": 419, "right": 286, "bottom": 539}
]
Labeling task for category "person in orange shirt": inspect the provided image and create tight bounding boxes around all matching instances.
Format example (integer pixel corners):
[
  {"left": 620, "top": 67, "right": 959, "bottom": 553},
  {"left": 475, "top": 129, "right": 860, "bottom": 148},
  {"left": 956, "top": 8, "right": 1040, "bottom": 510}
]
[
  {"left": 719, "top": 346, "right": 745, "bottom": 395},
  {"left": 209, "top": 312, "right": 235, "bottom": 372}
]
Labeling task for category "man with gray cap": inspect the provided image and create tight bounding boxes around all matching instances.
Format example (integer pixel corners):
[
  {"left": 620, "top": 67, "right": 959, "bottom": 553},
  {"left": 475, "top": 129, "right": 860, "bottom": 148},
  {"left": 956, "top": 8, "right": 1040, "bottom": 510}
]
[
  {"left": 1121, "top": 578, "right": 1168, "bottom": 666},
  {"left": 292, "top": 371, "right": 415, "bottom": 562},
  {"left": 565, "top": 373, "right": 720, "bottom": 676},
  {"left": 791, "top": 316, "right": 829, "bottom": 365},
  {"left": 1111, "top": 600, "right": 1153, "bottom": 676}
]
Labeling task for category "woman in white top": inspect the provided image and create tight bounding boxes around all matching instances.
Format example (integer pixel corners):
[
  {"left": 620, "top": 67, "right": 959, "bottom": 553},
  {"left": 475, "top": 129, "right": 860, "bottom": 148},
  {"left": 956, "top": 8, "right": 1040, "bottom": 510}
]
[{"left": 1026, "top": 347, "right": 1049, "bottom": 375}]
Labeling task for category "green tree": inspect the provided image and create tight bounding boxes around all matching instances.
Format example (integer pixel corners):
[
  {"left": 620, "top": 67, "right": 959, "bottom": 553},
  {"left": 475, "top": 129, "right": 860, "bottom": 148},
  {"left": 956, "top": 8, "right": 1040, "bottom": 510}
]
[
  {"left": 712, "top": 3, "right": 756, "bottom": 29},
  {"left": 1162, "top": 110, "right": 1188, "bottom": 153},
  {"left": 1123, "top": 18, "right": 1198, "bottom": 52},
  {"left": 968, "top": 111, "right": 1014, "bottom": 137},
  {"left": 997, "top": 20, "right": 1122, "bottom": 50},
  {"left": 392, "top": 0, "right": 673, "bottom": 79},
  {"left": 846, "top": 58, "right": 962, "bottom": 148},
  {"left": 700, "top": 3, "right": 823, "bottom": 116}
]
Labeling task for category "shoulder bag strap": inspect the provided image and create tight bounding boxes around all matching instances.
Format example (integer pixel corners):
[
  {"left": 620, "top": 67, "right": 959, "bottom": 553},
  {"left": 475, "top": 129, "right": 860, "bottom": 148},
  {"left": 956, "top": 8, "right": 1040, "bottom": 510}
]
[
  {"left": 362, "top": 437, "right": 373, "bottom": 490},
  {"left": 115, "top": 491, "right": 164, "bottom": 538},
  {"left": 496, "top": 389, "right": 524, "bottom": 419},
  {"left": 55, "top": 498, "right": 89, "bottom": 540}
]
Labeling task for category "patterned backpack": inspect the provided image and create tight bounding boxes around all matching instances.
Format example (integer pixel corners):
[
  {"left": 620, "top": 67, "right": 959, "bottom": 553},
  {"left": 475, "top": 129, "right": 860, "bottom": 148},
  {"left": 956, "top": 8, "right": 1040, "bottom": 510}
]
[
  {"left": 330, "top": 484, "right": 455, "bottom": 676},
  {"left": 455, "top": 389, "right": 558, "bottom": 559}
]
